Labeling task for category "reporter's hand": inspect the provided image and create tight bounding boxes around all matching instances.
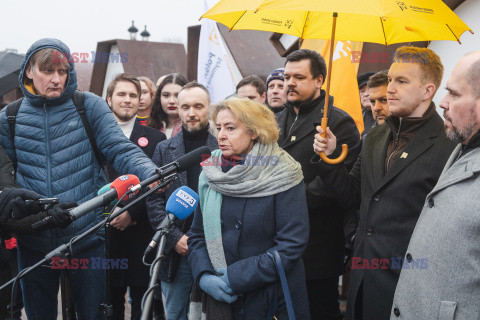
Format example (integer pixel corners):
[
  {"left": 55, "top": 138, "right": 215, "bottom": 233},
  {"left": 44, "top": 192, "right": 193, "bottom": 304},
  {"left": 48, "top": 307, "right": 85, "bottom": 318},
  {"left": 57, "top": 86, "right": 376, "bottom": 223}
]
[
  {"left": 110, "top": 208, "right": 135, "bottom": 231},
  {"left": 0, "top": 188, "right": 41, "bottom": 222},
  {"left": 313, "top": 126, "right": 337, "bottom": 156},
  {"left": 48, "top": 202, "right": 77, "bottom": 229},
  {"left": 174, "top": 235, "right": 189, "bottom": 256},
  {"left": 199, "top": 273, "right": 238, "bottom": 304},
  {"left": 148, "top": 181, "right": 172, "bottom": 194}
]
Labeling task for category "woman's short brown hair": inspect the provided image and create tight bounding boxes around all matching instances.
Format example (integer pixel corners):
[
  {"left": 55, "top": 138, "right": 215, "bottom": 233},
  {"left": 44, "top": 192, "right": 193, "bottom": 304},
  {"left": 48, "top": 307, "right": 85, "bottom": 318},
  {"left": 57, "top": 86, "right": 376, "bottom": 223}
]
[{"left": 211, "top": 97, "right": 279, "bottom": 144}]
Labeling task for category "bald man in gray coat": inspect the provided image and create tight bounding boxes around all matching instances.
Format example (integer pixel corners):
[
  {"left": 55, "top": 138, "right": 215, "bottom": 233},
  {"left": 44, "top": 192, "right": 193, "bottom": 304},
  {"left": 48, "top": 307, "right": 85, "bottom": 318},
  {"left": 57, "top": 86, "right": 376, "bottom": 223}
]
[{"left": 391, "top": 52, "right": 480, "bottom": 320}]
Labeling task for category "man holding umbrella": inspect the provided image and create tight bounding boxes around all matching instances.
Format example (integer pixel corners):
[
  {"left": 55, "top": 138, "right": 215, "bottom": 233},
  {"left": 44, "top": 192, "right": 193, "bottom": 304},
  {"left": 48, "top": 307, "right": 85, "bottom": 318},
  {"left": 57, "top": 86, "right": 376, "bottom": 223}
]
[{"left": 277, "top": 48, "right": 361, "bottom": 319}]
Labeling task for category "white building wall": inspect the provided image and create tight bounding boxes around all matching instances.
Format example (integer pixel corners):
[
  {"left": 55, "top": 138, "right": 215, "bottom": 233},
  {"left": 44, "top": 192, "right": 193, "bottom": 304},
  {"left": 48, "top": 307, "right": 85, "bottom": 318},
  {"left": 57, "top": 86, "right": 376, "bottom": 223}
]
[{"left": 429, "top": 0, "right": 479, "bottom": 117}]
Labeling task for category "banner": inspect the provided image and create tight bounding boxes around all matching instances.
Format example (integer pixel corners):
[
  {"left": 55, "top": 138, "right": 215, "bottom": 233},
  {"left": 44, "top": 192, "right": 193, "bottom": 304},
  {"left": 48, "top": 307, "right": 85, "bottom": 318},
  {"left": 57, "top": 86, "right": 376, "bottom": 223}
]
[
  {"left": 302, "top": 39, "right": 364, "bottom": 135},
  {"left": 198, "top": 0, "right": 238, "bottom": 103}
]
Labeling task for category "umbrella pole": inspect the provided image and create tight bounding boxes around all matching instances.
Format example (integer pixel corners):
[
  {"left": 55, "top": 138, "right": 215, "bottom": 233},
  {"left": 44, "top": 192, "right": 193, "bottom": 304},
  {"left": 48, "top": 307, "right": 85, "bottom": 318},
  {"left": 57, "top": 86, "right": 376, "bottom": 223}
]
[{"left": 319, "top": 12, "right": 348, "bottom": 165}]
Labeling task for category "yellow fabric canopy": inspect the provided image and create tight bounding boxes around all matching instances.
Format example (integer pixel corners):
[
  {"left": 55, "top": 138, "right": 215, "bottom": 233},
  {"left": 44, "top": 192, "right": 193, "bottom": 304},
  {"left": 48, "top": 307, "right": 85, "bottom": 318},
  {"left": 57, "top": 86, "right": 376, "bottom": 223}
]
[{"left": 202, "top": 0, "right": 472, "bottom": 45}]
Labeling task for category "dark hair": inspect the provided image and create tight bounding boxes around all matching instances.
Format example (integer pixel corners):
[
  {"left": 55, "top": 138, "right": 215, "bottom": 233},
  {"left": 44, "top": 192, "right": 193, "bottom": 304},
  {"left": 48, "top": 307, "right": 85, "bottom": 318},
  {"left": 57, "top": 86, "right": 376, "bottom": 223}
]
[
  {"left": 149, "top": 73, "right": 188, "bottom": 130},
  {"left": 367, "top": 70, "right": 389, "bottom": 89},
  {"left": 179, "top": 81, "right": 211, "bottom": 104},
  {"left": 285, "top": 49, "right": 327, "bottom": 81},
  {"left": 236, "top": 75, "right": 266, "bottom": 95},
  {"left": 106, "top": 73, "right": 141, "bottom": 99}
]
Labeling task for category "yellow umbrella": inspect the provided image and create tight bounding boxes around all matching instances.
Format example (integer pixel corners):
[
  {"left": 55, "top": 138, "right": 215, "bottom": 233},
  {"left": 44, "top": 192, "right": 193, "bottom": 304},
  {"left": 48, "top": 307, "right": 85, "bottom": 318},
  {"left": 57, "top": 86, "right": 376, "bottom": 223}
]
[{"left": 201, "top": 0, "right": 473, "bottom": 164}]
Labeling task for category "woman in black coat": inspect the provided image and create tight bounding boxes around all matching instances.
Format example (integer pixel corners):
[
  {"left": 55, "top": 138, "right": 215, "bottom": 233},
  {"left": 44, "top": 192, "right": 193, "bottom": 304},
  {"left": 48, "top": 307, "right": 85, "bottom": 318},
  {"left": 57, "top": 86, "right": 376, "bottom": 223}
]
[{"left": 187, "top": 98, "right": 311, "bottom": 320}]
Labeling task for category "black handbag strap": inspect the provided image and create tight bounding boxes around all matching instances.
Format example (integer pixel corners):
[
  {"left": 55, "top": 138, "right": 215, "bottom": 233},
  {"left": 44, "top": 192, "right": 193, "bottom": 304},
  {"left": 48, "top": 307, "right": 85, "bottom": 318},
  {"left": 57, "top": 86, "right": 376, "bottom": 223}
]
[{"left": 267, "top": 249, "right": 296, "bottom": 320}]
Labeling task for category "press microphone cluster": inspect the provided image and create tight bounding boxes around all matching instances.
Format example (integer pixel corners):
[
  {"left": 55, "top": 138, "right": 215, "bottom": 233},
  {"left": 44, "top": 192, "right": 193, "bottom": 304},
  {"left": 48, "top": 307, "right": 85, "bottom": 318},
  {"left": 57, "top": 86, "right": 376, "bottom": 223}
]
[
  {"left": 32, "top": 146, "right": 211, "bottom": 230},
  {"left": 130, "top": 146, "right": 211, "bottom": 194},
  {"left": 32, "top": 174, "right": 140, "bottom": 230},
  {"left": 69, "top": 174, "right": 140, "bottom": 221},
  {"left": 144, "top": 186, "right": 199, "bottom": 257}
]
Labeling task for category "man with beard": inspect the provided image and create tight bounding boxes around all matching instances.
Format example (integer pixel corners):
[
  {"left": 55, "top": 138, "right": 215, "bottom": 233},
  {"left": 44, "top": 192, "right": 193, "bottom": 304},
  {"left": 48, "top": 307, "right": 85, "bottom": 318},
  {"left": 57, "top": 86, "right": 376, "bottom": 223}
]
[
  {"left": 313, "top": 46, "right": 456, "bottom": 320},
  {"left": 277, "top": 49, "right": 362, "bottom": 319},
  {"left": 367, "top": 70, "right": 391, "bottom": 127},
  {"left": 390, "top": 51, "right": 480, "bottom": 320},
  {"left": 147, "top": 81, "right": 218, "bottom": 320},
  {"left": 105, "top": 73, "right": 166, "bottom": 320}
]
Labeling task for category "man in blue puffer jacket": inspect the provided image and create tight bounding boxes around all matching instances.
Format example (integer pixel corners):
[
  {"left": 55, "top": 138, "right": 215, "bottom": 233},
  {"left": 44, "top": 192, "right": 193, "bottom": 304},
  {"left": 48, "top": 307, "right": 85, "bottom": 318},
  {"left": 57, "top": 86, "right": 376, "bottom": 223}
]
[{"left": 0, "top": 38, "right": 159, "bottom": 320}]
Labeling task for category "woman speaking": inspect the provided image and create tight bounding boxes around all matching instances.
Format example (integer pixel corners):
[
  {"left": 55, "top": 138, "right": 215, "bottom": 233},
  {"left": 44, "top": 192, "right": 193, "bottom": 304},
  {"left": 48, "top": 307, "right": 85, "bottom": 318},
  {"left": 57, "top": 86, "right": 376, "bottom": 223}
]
[{"left": 188, "top": 98, "right": 310, "bottom": 320}]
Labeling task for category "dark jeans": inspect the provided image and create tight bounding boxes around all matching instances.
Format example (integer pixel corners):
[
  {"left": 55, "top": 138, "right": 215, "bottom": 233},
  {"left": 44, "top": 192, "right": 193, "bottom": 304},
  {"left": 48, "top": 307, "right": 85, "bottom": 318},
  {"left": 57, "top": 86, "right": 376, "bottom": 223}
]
[
  {"left": 306, "top": 277, "right": 342, "bottom": 320},
  {"left": 0, "top": 246, "right": 10, "bottom": 320},
  {"left": 18, "top": 243, "right": 106, "bottom": 320},
  {"left": 112, "top": 286, "right": 146, "bottom": 320},
  {"left": 6, "top": 248, "right": 22, "bottom": 319}
]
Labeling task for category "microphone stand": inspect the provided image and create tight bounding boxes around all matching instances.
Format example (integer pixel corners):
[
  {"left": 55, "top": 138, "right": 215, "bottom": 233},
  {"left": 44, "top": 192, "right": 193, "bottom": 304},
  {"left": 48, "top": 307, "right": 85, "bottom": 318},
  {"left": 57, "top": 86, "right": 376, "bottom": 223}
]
[
  {"left": 140, "top": 217, "right": 174, "bottom": 320},
  {"left": 0, "top": 175, "right": 177, "bottom": 319},
  {"left": 103, "top": 214, "right": 114, "bottom": 319}
]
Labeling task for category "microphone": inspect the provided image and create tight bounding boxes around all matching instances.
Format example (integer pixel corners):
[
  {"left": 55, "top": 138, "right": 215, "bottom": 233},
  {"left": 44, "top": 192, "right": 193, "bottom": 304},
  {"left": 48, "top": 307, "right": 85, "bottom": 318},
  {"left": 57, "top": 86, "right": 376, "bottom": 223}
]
[
  {"left": 69, "top": 174, "right": 140, "bottom": 221},
  {"left": 144, "top": 186, "right": 199, "bottom": 257},
  {"left": 97, "top": 182, "right": 120, "bottom": 209},
  {"left": 131, "top": 146, "right": 211, "bottom": 193},
  {"left": 97, "top": 183, "right": 112, "bottom": 196}
]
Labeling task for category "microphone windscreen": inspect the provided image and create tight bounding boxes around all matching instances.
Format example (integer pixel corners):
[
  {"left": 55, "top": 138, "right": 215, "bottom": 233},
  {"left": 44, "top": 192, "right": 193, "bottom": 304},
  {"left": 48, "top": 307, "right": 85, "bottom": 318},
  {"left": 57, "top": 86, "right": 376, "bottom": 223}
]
[
  {"left": 176, "top": 146, "right": 211, "bottom": 172},
  {"left": 97, "top": 183, "right": 112, "bottom": 196},
  {"left": 166, "top": 186, "right": 199, "bottom": 220},
  {"left": 110, "top": 174, "right": 140, "bottom": 200}
]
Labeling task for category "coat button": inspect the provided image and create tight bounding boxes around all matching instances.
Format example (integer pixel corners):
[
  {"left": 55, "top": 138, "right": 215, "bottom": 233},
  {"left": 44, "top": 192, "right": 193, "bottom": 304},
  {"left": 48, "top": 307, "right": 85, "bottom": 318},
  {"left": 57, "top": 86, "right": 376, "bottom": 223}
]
[
  {"left": 366, "top": 228, "right": 374, "bottom": 236},
  {"left": 428, "top": 198, "right": 434, "bottom": 208},
  {"left": 394, "top": 307, "right": 400, "bottom": 317},
  {"left": 406, "top": 253, "right": 413, "bottom": 263},
  {"left": 373, "top": 194, "right": 381, "bottom": 202},
  {"left": 234, "top": 220, "right": 242, "bottom": 229}
]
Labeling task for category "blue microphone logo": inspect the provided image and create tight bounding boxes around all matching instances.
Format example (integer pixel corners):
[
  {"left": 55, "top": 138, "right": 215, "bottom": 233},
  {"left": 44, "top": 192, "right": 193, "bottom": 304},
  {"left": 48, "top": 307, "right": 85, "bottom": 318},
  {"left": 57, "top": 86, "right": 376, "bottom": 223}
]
[{"left": 176, "top": 189, "right": 197, "bottom": 207}]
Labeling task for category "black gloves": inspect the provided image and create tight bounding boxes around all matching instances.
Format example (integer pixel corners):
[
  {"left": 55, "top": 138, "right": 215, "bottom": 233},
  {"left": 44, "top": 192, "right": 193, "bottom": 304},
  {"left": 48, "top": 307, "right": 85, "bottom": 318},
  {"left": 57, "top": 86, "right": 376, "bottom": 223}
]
[
  {"left": 47, "top": 202, "right": 77, "bottom": 229},
  {"left": 0, "top": 188, "right": 41, "bottom": 223}
]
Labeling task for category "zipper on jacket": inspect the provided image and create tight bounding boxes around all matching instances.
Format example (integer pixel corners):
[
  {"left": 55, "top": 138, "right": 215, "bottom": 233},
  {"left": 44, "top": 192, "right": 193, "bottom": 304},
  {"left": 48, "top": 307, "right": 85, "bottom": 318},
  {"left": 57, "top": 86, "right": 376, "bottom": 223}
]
[
  {"left": 287, "top": 114, "right": 299, "bottom": 138},
  {"left": 386, "top": 119, "right": 403, "bottom": 171},
  {"left": 44, "top": 103, "right": 52, "bottom": 197}
]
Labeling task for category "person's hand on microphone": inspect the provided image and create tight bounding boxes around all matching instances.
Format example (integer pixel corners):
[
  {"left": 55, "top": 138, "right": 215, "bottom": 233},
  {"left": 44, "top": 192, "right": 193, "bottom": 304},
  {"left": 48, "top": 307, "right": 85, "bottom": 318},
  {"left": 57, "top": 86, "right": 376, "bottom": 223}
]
[
  {"left": 313, "top": 126, "right": 337, "bottom": 156},
  {"left": 0, "top": 188, "right": 41, "bottom": 223},
  {"left": 47, "top": 202, "right": 77, "bottom": 229},
  {"left": 174, "top": 235, "right": 189, "bottom": 256}
]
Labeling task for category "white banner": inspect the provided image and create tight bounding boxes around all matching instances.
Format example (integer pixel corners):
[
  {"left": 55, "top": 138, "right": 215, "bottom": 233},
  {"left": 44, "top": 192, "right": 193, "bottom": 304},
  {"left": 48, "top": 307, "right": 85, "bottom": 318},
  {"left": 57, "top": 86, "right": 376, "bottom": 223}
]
[{"left": 197, "top": 0, "right": 239, "bottom": 103}]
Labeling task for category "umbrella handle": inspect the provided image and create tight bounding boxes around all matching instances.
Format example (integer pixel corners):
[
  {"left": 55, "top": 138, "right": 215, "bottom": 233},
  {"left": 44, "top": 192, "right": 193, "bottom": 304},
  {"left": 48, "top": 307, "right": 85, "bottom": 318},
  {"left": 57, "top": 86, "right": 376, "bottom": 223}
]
[{"left": 318, "top": 117, "right": 348, "bottom": 165}]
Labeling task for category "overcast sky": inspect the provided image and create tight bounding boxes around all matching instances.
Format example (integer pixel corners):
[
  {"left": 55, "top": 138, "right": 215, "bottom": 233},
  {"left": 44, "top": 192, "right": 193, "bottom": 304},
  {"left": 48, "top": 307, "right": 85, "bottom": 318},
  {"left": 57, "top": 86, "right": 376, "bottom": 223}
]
[{"left": 0, "top": 0, "right": 205, "bottom": 54}]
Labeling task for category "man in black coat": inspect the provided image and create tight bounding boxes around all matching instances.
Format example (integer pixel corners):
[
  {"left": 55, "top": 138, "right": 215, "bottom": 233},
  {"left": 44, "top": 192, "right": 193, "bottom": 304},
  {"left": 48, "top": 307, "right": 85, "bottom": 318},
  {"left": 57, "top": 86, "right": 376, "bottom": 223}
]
[
  {"left": 277, "top": 49, "right": 362, "bottom": 319},
  {"left": 146, "top": 81, "right": 218, "bottom": 320},
  {"left": 105, "top": 73, "right": 166, "bottom": 320},
  {"left": 313, "top": 46, "right": 457, "bottom": 320}
]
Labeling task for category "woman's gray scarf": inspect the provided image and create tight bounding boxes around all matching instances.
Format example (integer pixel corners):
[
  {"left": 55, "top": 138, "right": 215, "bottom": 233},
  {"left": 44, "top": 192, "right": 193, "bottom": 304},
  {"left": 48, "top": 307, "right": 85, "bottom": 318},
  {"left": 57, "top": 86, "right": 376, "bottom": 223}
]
[{"left": 189, "top": 142, "right": 303, "bottom": 320}]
